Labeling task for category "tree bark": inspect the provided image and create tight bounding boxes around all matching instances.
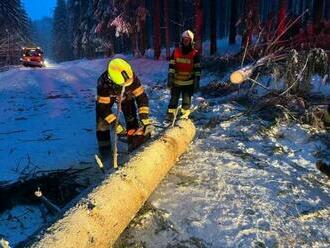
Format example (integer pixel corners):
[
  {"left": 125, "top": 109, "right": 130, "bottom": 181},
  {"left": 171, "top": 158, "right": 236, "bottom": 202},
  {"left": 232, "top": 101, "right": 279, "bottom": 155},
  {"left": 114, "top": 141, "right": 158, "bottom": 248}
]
[
  {"left": 31, "top": 120, "right": 196, "bottom": 248},
  {"left": 139, "top": 0, "right": 147, "bottom": 56},
  {"left": 174, "top": 0, "right": 181, "bottom": 45},
  {"left": 326, "top": 0, "right": 330, "bottom": 20},
  {"left": 195, "top": 0, "right": 203, "bottom": 54},
  {"left": 277, "top": 0, "right": 288, "bottom": 37},
  {"left": 242, "top": 0, "right": 260, "bottom": 48},
  {"left": 313, "top": 0, "right": 325, "bottom": 32},
  {"left": 164, "top": 0, "right": 171, "bottom": 59},
  {"left": 153, "top": 0, "right": 161, "bottom": 59},
  {"left": 210, "top": 0, "right": 217, "bottom": 55},
  {"left": 229, "top": 0, "right": 238, "bottom": 44}
]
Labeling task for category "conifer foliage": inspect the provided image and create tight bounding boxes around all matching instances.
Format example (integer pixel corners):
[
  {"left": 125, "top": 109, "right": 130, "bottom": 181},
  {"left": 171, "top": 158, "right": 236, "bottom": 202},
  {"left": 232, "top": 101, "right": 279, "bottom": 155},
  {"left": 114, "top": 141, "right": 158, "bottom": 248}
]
[
  {"left": 0, "top": 0, "right": 31, "bottom": 65},
  {"left": 52, "top": 0, "right": 72, "bottom": 62}
]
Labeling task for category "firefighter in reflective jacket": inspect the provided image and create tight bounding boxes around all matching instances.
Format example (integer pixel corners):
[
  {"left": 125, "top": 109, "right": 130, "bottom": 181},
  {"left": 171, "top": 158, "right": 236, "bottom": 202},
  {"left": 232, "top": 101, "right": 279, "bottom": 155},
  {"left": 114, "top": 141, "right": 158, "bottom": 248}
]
[
  {"left": 96, "top": 58, "right": 152, "bottom": 152},
  {"left": 166, "top": 30, "right": 201, "bottom": 122}
]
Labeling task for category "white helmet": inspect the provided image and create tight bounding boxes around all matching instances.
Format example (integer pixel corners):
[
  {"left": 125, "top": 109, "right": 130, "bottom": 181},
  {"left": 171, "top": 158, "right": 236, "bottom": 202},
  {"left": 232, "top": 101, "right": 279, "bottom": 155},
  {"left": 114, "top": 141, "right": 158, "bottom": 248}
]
[{"left": 182, "top": 30, "right": 194, "bottom": 42}]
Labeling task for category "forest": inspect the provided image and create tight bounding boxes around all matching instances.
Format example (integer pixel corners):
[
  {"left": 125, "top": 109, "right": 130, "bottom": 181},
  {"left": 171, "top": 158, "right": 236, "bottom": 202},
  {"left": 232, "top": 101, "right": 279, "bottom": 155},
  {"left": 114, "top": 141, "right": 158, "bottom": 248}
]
[{"left": 0, "top": 0, "right": 329, "bottom": 64}]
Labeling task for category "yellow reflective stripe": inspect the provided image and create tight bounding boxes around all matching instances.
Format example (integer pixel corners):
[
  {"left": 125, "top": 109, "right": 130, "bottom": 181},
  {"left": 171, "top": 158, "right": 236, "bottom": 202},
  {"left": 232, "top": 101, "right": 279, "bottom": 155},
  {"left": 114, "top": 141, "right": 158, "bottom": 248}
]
[
  {"left": 169, "top": 69, "right": 175, "bottom": 73},
  {"left": 97, "top": 96, "right": 111, "bottom": 104},
  {"left": 139, "top": 106, "right": 149, "bottom": 114},
  {"left": 177, "top": 71, "right": 191, "bottom": 76},
  {"left": 169, "top": 60, "right": 175, "bottom": 64},
  {"left": 176, "top": 58, "right": 192, "bottom": 64},
  {"left": 168, "top": 108, "right": 177, "bottom": 114},
  {"left": 175, "top": 74, "right": 191, "bottom": 81},
  {"left": 325, "top": 113, "right": 330, "bottom": 124},
  {"left": 194, "top": 63, "right": 201, "bottom": 68},
  {"left": 195, "top": 72, "right": 201, "bottom": 76},
  {"left": 115, "top": 124, "right": 126, "bottom": 134},
  {"left": 141, "top": 118, "right": 152, "bottom": 125},
  {"left": 105, "top": 114, "right": 116, "bottom": 124},
  {"left": 174, "top": 79, "right": 194, "bottom": 85},
  {"left": 132, "top": 86, "right": 144, "bottom": 97}
]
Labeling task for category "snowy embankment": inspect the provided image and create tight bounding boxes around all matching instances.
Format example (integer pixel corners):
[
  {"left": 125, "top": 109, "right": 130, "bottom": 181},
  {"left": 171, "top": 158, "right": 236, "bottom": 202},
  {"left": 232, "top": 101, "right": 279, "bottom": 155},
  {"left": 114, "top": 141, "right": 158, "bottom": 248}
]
[
  {"left": 115, "top": 78, "right": 330, "bottom": 246},
  {"left": 0, "top": 55, "right": 329, "bottom": 247},
  {"left": 117, "top": 105, "right": 330, "bottom": 247}
]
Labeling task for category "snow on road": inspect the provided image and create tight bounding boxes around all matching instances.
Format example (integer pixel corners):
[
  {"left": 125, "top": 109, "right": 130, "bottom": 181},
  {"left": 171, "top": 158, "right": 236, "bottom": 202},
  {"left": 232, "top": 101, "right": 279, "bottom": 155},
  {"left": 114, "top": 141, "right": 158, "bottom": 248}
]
[
  {"left": 0, "top": 57, "right": 168, "bottom": 246},
  {"left": 0, "top": 58, "right": 167, "bottom": 183}
]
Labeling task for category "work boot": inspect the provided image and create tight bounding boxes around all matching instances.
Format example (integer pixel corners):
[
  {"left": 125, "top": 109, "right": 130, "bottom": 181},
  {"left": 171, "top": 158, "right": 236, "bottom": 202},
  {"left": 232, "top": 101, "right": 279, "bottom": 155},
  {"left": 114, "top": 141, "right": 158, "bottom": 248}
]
[
  {"left": 163, "top": 113, "right": 174, "bottom": 127},
  {"left": 97, "top": 141, "right": 111, "bottom": 162},
  {"left": 180, "top": 108, "right": 191, "bottom": 119}
]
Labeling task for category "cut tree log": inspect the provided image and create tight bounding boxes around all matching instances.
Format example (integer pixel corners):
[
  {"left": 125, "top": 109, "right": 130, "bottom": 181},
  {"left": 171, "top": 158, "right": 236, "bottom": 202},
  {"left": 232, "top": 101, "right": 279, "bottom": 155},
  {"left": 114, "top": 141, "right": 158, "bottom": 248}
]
[
  {"left": 30, "top": 119, "right": 196, "bottom": 248},
  {"left": 230, "top": 54, "right": 278, "bottom": 84},
  {"left": 230, "top": 66, "right": 253, "bottom": 84}
]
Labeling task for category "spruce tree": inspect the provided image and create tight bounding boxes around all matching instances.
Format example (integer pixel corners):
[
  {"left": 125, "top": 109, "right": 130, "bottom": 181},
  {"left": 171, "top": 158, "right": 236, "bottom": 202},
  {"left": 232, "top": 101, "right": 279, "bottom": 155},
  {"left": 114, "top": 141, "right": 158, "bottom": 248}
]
[
  {"left": 0, "top": 0, "right": 30, "bottom": 65},
  {"left": 229, "top": 0, "right": 238, "bottom": 44},
  {"left": 52, "top": 0, "right": 71, "bottom": 62}
]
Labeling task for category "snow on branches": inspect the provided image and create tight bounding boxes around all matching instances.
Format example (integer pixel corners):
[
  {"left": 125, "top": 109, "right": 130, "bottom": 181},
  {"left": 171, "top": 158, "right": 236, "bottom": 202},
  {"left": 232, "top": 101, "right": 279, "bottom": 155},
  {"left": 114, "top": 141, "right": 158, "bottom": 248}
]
[{"left": 110, "top": 15, "right": 131, "bottom": 37}]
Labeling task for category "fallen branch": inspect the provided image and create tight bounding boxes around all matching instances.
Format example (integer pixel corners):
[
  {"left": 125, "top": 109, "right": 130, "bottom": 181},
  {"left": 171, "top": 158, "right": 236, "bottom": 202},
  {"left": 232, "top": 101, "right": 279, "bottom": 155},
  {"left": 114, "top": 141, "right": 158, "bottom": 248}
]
[
  {"left": 0, "top": 167, "right": 91, "bottom": 213},
  {"left": 280, "top": 57, "right": 310, "bottom": 96},
  {"left": 35, "top": 188, "right": 61, "bottom": 214}
]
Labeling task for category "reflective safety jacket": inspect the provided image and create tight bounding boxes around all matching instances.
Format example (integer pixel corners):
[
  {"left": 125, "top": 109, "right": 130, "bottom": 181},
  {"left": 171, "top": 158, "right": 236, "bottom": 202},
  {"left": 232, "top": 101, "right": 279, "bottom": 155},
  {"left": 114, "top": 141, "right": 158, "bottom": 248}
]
[
  {"left": 169, "top": 47, "right": 201, "bottom": 86},
  {"left": 324, "top": 112, "right": 330, "bottom": 127},
  {"left": 96, "top": 71, "right": 149, "bottom": 124}
]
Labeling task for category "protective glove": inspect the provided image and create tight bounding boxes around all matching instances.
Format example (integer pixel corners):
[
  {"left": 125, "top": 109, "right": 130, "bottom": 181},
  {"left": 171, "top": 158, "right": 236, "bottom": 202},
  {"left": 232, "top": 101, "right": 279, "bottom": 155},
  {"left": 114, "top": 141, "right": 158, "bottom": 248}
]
[
  {"left": 167, "top": 74, "right": 174, "bottom": 89},
  {"left": 193, "top": 78, "right": 200, "bottom": 93},
  {"left": 115, "top": 123, "right": 126, "bottom": 136},
  {"left": 140, "top": 118, "right": 154, "bottom": 136}
]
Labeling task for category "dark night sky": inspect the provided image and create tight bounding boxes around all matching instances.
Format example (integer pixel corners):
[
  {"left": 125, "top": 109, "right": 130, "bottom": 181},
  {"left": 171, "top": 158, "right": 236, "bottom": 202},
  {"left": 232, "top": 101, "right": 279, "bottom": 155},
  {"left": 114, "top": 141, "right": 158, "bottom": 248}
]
[{"left": 22, "top": 0, "right": 56, "bottom": 20}]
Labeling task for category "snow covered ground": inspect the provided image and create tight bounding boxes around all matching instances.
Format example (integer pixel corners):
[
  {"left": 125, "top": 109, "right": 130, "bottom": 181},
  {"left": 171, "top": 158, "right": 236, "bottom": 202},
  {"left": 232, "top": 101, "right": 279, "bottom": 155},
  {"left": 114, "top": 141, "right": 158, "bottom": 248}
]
[
  {"left": 117, "top": 104, "right": 330, "bottom": 247},
  {"left": 0, "top": 56, "right": 329, "bottom": 247},
  {"left": 0, "top": 57, "right": 169, "bottom": 246}
]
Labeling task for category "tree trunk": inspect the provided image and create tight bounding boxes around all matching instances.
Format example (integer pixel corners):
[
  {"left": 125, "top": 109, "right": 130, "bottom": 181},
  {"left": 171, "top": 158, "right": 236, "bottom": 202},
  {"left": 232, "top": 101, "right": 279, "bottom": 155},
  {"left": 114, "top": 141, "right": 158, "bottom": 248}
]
[
  {"left": 313, "top": 0, "right": 325, "bottom": 33},
  {"left": 139, "top": 0, "right": 147, "bottom": 56},
  {"left": 174, "top": 0, "right": 181, "bottom": 45},
  {"left": 298, "top": 0, "right": 305, "bottom": 14},
  {"left": 131, "top": 31, "right": 138, "bottom": 56},
  {"left": 145, "top": 0, "right": 153, "bottom": 49},
  {"left": 326, "top": 0, "right": 330, "bottom": 20},
  {"left": 164, "top": 0, "right": 170, "bottom": 59},
  {"left": 210, "top": 0, "right": 217, "bottom": 55},
  {"left": 277, "top": 0, "right": 288, "bottom": 37},
  {"left": 242, "top": 0, "right": 260, "bottom": 48},
  {"left": 195, "top": 0, "right": 203, "bottom": 54},
  {"left": 31, "top": 121, "right": 196, "bottom": 248},
  {"left": 153, "top": 0, "right": 161, "bottom": 59},
  {"left": 218, "top": 0, "right": 226, "bottom": 38},
  {"left": 229, "top": 0, "right": 238, "bottom": 44}
]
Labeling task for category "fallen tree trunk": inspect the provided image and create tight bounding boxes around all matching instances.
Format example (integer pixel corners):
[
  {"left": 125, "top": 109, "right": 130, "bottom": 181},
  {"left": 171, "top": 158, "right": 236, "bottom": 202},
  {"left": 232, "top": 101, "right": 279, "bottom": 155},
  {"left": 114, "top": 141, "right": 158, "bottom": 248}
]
[{"left": 31, "top": 120, "right": 196, "bottom": 248}]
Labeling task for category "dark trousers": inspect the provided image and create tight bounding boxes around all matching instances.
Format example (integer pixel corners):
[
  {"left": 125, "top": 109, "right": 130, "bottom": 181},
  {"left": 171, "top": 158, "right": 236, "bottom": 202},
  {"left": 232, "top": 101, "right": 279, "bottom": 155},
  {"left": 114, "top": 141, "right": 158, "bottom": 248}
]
[
  {"left": 96, "top": 99, "right": 139, "bottom": 146},
  {"left": 168, "top": 85, "right": 194, "bottom": 110}
]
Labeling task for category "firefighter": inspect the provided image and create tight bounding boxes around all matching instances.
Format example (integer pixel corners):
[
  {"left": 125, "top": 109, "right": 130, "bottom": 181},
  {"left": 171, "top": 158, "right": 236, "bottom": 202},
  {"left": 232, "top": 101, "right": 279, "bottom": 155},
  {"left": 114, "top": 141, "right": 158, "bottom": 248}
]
[
  {"left": 165, "top": 30, "right": 201, "bottom": 123},
  {"left": 324, "top": 104, "right": 330, "bottom": 128},
  {"left": 96, "top": 58, "right": 152, "bottom": 154}
]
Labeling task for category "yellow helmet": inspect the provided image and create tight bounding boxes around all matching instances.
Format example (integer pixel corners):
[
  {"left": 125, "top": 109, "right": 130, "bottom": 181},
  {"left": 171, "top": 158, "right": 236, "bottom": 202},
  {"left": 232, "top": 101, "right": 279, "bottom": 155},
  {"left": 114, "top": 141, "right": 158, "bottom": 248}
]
[{"left": 107, "top": 58, "right": 134, "bottom": 86}]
